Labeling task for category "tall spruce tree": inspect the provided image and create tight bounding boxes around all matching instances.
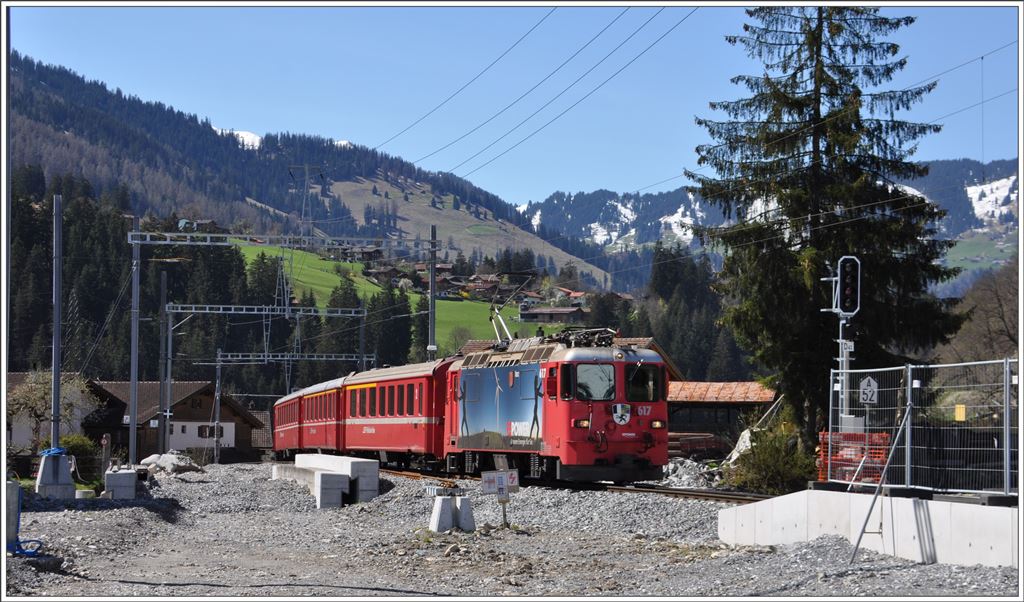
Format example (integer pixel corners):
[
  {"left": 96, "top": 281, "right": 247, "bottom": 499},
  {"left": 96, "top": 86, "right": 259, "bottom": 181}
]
[{"left": 687, "top": 7, "right": 963, "bottom": 442}]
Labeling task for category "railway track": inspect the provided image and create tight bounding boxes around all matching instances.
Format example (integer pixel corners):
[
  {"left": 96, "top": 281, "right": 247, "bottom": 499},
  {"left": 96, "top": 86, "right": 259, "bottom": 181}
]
[{"left": 379, "top": 468, "right": 769, "bottom": 505}]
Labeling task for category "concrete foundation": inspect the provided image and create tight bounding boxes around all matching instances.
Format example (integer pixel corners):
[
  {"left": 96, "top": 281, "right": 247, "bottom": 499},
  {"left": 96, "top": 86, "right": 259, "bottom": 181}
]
[
  {"left": 718, "top": 489, "right": 1018, "bottom": 568},
  {"left": 429, "top": 496, "right": 475, "bottom": 533},
  {"left": 429, "top": 496, "right": 455, "bottom": 532},
  {"left": 104, "top": 469, "right": 138, "bottom": 500},
  {"left": 272, "top": 464, "right": 351, "bottom": 509},
  {"left": 295, "top": 454, "right": 379, "bottom": 502},
  {"left": 35, "top": 455, "right": 75, "bottom": 500},
  {"left": 6, "top": 481, "right": 21, "bottom": 549}
]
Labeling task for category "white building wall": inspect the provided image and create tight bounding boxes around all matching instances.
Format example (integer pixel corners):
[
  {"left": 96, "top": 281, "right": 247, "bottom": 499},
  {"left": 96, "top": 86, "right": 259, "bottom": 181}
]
[
  {"left": 167, "top": 421, "right": 236, "bottom": 451},
  {"left": 6, "top": 394, "right": 89, "bottom": 450}
]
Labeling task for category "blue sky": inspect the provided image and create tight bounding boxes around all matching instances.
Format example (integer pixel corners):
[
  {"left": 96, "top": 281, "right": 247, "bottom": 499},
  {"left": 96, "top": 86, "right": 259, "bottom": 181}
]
[{"left": 8, "top": 3, "right": 1021, "bottom": 206}]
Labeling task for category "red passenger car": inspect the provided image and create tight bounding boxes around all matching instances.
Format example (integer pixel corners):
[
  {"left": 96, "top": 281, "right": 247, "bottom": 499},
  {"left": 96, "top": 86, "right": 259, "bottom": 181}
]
[{"left": 273, "top": 328, "right": 669, "bottom": 482}]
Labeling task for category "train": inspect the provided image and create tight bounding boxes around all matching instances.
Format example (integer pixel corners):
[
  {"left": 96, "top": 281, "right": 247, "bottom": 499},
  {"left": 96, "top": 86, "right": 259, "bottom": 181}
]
[{"left": 272, "top": 327, "right": 669, "bottom": 482}]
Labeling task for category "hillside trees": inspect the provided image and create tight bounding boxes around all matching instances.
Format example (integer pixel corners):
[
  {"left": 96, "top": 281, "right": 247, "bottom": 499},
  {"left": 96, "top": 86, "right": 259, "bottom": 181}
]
[
  {"left": 938, "top": 257, "right": 1018, "bottom": 362},
  {"left": 687, "top": 7, "right": 962, "bottom": 442}
]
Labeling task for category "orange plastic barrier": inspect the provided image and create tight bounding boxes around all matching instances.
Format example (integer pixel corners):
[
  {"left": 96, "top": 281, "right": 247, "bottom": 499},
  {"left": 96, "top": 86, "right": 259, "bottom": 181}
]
[{"left": 818, "top": 431, "right": 891, "bottom": 483}]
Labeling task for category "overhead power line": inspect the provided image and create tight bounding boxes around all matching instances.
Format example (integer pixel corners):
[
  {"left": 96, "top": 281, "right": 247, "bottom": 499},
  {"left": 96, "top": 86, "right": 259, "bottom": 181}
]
[
  {"left": 373, "top": 7, "right": 557, "bottom": 150},
  {"left": 448, "top": 7, "right": 670, "bottom": 174},
  {"left": 413, "top": 7, "right": 631, "bottom": 164},
  {"left": 460, "top": 8, "right": 700, "bottom": 178}
]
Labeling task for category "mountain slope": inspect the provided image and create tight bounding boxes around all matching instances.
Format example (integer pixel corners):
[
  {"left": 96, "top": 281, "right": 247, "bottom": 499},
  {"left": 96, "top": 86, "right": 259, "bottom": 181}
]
[{"left": 7, "top": 51, "right": 608, "bottom": 285}]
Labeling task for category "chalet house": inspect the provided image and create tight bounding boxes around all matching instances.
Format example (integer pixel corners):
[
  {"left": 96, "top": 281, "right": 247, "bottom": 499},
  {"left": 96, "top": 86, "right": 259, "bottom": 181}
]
[
  {"left": 469, "top": 273, "right": 500, "bottom": 284},
  {"left": 364, "top": 266, "right": 403, "bottom": 283},
  {"left": 86, "top": 380, "right": 265, "bottom": 460},
  {"left": 466, "top": 282, "right": 499, "bottom": 300},
  {"left": 356, "top": 247, "right": 384, "bottom": 262},
  {"left": 667, "top": 381, "right": 776, "bottom": 441}
]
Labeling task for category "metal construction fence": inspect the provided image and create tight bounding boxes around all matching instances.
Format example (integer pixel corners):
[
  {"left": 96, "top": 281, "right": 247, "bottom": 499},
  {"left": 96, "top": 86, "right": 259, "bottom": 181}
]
[{"left": 821, "top": 359, "right": 1018, "bottom": 495}]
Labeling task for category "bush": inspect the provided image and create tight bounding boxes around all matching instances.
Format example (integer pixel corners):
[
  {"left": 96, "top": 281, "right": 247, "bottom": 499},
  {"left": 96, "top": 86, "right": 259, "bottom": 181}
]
[
  {"left": 723, "top": 408, "right": 816, "bottom": 495},
  {"left": 39, "top": 433, "right": 99, "bottom": 459}
]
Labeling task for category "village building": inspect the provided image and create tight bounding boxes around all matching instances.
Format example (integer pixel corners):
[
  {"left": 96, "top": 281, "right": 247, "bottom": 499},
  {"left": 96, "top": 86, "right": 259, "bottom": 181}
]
[{"left": 85, "top": 380, "right": 265, "bottom": 461}]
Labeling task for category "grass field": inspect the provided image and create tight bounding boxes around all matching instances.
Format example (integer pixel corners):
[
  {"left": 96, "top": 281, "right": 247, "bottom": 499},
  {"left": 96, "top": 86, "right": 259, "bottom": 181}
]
[
  {"left": 235, "top": 244, "right": 565, "bottom": 352},
  {"left": 943, "top": 229, "right": 1018, "bottom": 271}
]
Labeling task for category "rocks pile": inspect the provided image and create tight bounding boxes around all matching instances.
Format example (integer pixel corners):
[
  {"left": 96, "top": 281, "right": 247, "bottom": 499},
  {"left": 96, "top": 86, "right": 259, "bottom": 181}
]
[
  {"left": 139, "top": 451, "right": 204, "bottom": 475},
  {"left": 658, "top": 457, "right": 717, "bottom": 488}
]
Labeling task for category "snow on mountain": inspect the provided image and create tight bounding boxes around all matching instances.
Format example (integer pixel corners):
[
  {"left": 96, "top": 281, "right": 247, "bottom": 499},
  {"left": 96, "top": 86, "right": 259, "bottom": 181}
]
[
  {"left": 213, "top": 127, "right": 262, "bottom": 149},
  {"left": 531, "top": 210, "right": 542, "bottom": 229},
  {"left": 335, "top": 139, "right": 352, "bottom": 148},
  {"left": 965, "top": 175, "right": 1018, "bottom": 223}
]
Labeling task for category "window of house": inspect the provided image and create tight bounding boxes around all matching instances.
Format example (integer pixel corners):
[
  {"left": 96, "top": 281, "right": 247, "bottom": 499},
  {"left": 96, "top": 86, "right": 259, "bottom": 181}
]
[
  {"left": 181, "top": 425, "right": 186, "bottom": 434},
  {"left": 191, "top": 398, "right": 202, "bottom": 409}
]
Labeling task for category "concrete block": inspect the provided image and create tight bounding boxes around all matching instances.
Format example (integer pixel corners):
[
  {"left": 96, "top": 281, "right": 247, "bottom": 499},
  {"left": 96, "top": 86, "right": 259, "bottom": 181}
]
[
  {"left": 754, "top": 496, "right": 773, "bottom": 545},
  {"left": 847, "top": 491, "right": 889, "bottom": 556},
  {"left": 717, "top": 506, "right": 737, "bottom": 544},
  {"left": 888, "top": 497, "right": 944, "bottom": 564},
  {"left": 731, "top": 501, "right": 758, "bottom": 545},
  {"left": 36, "top": 455, "right": 75, "bottom": 500},
  {"left": 314, "top": 472, "right": 350, "bottom": 509},
  {"left": 75, "top": 490, "right": 96, "bottom": 499},
  {"left": 949, "top": 502, "right": 1017, "bottom": 567},
  {"left": 454, "top": 496, "right": 476, "bottom": 532},
  {"left": 296, "top": 454, "right": 378, "bottom": 479},
  {"left": 429, "top": 496, "right": 454, "bottom": 533},
  {"left": 807, "top": 490, "right": 850, "bottom": 539},
  {"left": 769, "top": 491, "right": 809, "bottom": 545},
  {"left": 105, "top": 469, "right": 138, "bottom": 500},
  {"left": 6, "top": 481, "right": 21, "bottom": 548}
]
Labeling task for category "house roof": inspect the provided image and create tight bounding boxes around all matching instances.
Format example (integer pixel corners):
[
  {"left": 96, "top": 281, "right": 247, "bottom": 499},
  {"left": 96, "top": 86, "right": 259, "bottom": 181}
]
[
  {"left": 6, "top": 372, "right": 81, "bottom": 390},
  {"left": 90, "top": 380, "right": 264, "bottom": 428},
  {"left": 250, "top": 410, "right": 273, "bottom": 448},
  {"left": 668, "top": 381, "right": 776, "bottom": 404}
]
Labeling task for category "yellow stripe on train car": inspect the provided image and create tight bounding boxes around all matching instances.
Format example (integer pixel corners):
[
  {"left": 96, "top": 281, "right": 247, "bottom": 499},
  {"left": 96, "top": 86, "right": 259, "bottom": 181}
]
[{"left": 347, "top": 383, "right": 377, "bottom": 390}]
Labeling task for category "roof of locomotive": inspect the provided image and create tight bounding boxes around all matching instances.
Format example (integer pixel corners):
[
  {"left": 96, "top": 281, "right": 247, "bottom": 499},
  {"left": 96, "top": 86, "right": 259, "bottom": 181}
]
[
  {"left": 551, "top": 346, "right": 664, "bottom": 363},
  {"left": 453, "top": 337, "right": 665, "bottom": 372}
]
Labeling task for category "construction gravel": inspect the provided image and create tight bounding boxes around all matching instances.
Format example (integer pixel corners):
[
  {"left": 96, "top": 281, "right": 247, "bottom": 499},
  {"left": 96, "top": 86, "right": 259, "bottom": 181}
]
[{"left": 6, "top": 463, "right": 1019, "bottom": 598}]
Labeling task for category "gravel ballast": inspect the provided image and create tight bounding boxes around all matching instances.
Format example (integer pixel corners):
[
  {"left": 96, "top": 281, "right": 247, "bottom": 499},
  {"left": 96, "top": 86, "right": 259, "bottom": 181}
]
[{"left": 5, "top": 463, "right": 1019, "bottom": 597}]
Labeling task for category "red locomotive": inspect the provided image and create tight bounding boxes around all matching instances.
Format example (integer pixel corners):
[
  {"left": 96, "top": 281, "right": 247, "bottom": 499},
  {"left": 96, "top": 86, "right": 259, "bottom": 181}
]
[{"left": 272, "top": 328, "right": 669, "bottom": 482}]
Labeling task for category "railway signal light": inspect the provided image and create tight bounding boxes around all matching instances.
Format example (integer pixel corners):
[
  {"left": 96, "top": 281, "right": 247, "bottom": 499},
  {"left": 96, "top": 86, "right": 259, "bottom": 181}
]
[{"left": 838, "top": 256, "right": 861, "bottom": 316}]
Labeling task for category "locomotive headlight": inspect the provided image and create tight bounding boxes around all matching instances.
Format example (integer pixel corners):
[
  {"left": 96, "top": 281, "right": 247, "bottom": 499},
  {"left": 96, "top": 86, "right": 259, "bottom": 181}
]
[
  {"left": 572, "top": 419, "right": 591, "bottom": 428},
  {"left": 650, "top": 420, "right": 665, "bottom": 429}
]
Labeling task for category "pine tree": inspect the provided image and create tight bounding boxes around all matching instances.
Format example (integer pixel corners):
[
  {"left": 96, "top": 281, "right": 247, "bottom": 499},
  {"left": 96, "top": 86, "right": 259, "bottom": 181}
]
[{"left": 687, "top": 7, "right": 963, "bottom": 441}]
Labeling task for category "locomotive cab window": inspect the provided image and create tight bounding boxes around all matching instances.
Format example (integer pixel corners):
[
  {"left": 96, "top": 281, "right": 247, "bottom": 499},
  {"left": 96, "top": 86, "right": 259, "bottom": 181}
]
[
  {"left": 560, "top": 364, "right": 574, "bottom": 400},
  {"left": 575, "top": 364, "right": 616, "bottom": 401},
  {"left": 627, "top": 365, "right": 663, "bottom": 403}
]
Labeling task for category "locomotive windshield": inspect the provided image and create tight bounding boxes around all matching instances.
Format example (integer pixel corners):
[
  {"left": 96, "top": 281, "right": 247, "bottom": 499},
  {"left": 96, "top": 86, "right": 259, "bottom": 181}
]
[
  {"left": 575, "top": 364, "right": 616, "bottom": 401},
  {"left": 627, "top": 365, "right": 662, "bottom": 402}
]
